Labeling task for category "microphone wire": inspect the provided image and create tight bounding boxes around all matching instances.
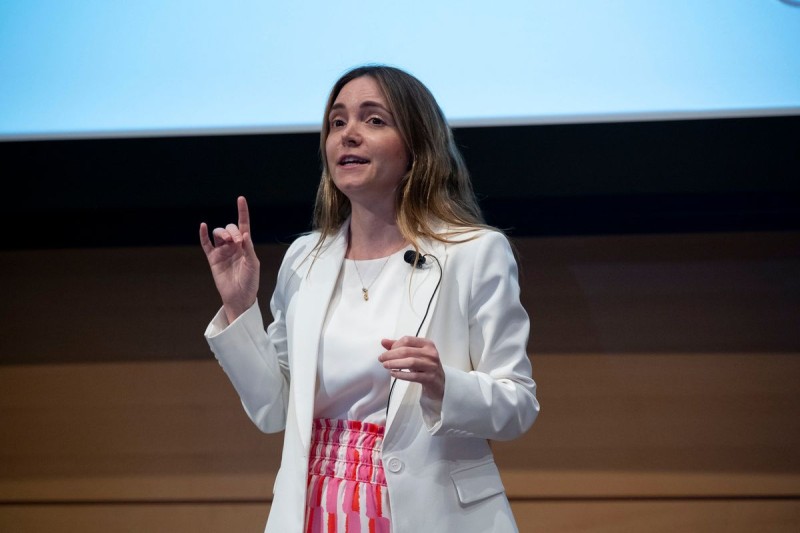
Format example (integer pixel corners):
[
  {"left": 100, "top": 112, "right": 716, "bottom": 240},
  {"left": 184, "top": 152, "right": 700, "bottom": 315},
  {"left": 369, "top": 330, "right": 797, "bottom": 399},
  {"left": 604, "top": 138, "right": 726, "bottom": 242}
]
[{"left": 385, "top": 253, "right": 442, "bottom": 421}]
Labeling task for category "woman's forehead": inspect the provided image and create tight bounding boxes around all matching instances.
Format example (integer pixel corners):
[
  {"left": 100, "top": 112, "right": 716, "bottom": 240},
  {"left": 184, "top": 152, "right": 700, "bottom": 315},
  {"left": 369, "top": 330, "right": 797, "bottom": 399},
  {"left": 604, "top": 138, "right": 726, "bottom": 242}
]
[{"left": 333, "top": 76, "right": 387, "bottom": 106}]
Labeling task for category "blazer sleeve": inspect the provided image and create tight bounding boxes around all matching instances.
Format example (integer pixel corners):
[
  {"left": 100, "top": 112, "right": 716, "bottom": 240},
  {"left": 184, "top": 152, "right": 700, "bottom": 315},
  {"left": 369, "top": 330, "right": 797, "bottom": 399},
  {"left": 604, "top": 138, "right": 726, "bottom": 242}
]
[
  {"left": 431, "top": 230, "right": 539, "bottom": 441},
  {"left": 203, "top": 240, "right": 300, "bottom": 434}
]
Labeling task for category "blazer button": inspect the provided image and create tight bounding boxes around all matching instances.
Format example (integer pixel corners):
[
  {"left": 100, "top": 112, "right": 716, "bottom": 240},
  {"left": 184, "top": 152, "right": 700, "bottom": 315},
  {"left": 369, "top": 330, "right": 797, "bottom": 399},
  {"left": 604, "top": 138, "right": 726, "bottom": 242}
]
[{"left": 386, "top": 457, "right": 403, "bottom": 473}]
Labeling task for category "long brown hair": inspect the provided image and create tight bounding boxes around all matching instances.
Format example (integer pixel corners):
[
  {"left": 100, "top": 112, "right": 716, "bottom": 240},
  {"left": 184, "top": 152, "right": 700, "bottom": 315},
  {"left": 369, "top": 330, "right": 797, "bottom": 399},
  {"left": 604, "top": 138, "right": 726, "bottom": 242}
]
[{"left": 312, "top": 65, "right": 493, "bottom": 254}]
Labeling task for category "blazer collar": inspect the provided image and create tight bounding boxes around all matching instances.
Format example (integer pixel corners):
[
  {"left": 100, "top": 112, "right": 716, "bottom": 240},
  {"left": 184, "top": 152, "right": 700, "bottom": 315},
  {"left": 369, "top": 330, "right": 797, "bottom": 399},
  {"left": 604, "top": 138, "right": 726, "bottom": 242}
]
[{"left": 291, "top": 220, "right": 349, "bottom": 450}]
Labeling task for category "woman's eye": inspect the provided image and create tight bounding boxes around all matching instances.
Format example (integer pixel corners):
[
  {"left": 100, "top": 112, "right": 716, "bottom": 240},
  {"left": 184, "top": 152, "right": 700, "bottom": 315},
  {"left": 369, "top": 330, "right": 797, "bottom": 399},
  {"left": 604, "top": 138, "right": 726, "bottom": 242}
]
[
  {"left": 367, "top": 116, "right": 385, "bottom": 125},
  {"left": 331, "top": 118, "right": 345, "bottom": 128}
]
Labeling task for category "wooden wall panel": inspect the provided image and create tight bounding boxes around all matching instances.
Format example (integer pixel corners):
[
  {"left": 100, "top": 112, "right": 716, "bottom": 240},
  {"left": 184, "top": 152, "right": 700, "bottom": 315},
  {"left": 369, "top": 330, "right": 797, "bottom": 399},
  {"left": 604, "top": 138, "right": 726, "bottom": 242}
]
[
  {"left": 510, "top": 499, "right": 800, "bottom": 533},
  {"left": 2, "top": 500, "right": 798, "bottom": 533},
  {"left": 2, "top": 353, "right": 798, "bottom": 502},
  {"left": 0, "top": 503, "right": 269, "bottom": 533},
  {"left": 0, "top": 361, "right": 281, "bottom": 501},
  {"left": 2, "top": 231, "right": 798, "bottom": 365},
  {"left": 1, "top": 231, "right": 798, "bottom": 530}
]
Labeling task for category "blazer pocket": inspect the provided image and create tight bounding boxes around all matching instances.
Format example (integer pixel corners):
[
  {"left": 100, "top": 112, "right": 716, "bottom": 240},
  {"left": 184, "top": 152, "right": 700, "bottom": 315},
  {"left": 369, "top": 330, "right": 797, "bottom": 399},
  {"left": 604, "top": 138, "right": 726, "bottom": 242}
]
[{"left": 450, "top": 460, "right": 506, "bottom": 505}]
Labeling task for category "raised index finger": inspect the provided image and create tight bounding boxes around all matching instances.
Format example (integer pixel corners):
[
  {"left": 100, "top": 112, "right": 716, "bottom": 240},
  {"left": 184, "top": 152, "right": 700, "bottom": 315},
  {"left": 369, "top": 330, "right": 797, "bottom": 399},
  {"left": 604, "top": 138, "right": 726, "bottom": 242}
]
[{"left": 237, "top": 196, "right": 251, "bottom": 236}]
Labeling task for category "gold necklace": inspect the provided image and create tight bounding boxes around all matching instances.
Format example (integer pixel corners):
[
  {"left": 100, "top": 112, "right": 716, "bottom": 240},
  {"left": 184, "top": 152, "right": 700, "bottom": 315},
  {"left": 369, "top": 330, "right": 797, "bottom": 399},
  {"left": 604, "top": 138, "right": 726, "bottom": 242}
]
[{"left": 351, "top": 255, "right": 392, "bottom": 301}]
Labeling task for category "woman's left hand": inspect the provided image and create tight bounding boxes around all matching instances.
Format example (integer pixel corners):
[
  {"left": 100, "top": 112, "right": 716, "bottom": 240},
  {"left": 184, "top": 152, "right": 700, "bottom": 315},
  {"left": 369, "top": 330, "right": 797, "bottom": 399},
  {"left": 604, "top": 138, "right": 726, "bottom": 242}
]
[{"left": 379, "top": 337, "right": 445, "bottom": 402}]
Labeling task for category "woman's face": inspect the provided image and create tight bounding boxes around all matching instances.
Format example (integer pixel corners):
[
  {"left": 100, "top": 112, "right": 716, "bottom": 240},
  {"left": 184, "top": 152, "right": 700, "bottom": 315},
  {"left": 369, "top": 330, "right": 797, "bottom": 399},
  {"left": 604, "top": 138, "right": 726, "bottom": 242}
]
[{"left": 325, "top": 76, "right": 409, "bottom": 208}]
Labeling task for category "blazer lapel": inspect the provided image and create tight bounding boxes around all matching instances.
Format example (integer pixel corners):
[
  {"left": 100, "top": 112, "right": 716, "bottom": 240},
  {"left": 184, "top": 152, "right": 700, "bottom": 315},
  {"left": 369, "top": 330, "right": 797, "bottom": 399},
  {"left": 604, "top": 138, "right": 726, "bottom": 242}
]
[
  {"left": 386, "top": 237, "right": 448, "bottom": 429},
  {"left": 290, "top": 222, "right": 348, "bottom": 450}
]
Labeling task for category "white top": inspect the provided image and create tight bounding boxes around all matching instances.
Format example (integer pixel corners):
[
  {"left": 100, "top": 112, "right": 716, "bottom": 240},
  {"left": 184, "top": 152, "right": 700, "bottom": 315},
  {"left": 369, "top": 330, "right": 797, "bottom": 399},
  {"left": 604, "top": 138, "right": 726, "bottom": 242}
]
[{"left": 313, "top": 248, "right": 407, "bottom": 425}]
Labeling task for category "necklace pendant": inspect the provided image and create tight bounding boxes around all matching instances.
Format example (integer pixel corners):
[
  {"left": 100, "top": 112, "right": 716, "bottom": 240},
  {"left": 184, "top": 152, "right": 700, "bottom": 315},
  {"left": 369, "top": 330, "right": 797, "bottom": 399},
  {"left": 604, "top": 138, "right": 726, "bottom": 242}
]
[{"left": 362, "top": 288, "right": 369, "bottom": 301}]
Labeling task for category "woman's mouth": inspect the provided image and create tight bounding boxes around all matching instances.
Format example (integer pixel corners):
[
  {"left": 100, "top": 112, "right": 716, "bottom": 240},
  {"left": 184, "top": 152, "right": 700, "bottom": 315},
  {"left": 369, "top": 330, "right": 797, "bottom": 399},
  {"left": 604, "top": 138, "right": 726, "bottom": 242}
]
[{"left": 338, "top": 155, "right": 370, "bottom": 166}]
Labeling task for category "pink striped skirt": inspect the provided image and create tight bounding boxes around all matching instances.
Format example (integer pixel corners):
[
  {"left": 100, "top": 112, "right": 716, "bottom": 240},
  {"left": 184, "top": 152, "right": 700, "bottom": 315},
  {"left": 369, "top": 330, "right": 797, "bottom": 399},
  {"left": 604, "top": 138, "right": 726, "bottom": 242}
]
[{"left": 304, "top": 418, "right": 391, "bottom": 533}]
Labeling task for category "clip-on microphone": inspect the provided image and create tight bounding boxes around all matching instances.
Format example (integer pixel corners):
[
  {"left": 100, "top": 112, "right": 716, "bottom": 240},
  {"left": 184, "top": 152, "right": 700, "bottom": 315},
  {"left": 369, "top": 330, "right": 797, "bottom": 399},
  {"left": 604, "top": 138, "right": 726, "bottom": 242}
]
[{"left": 403, "top": 250, "right": 427, "bottom": 269}]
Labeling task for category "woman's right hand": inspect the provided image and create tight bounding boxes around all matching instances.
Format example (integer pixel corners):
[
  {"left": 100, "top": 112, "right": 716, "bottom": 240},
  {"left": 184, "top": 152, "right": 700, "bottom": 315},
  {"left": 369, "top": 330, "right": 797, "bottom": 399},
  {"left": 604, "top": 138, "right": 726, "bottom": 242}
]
[{"left": 199, "top": 196, "right": 261, "bottom": 323}]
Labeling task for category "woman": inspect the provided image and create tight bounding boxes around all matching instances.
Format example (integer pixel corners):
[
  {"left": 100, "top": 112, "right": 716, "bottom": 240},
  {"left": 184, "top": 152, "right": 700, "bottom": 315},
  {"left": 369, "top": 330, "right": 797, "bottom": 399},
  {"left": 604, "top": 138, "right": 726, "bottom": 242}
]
[{"left": 200, "top": 65, "right": 539, "bottom": 533}]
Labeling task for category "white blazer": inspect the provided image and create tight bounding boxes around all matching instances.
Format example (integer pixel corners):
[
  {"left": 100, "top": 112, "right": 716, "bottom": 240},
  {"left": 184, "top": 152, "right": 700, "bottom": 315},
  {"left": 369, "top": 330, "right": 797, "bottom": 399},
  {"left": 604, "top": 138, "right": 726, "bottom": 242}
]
[{"left": 205, "top": 220, "right": 539, "bottom": 533}]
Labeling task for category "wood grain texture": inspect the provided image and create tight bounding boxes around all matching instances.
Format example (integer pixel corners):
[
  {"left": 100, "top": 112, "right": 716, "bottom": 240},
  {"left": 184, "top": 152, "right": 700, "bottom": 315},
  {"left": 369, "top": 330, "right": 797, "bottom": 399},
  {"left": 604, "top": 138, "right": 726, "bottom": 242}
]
[
  {"left": 2, "top": 353, "right": 798, "bottom": 502},
  {"left": 1, "top": 231, "right": 798, "bottom": 530},
  {"left": 1, "top": 231, "right": 798, "bottom": 364},
  {"left": 2, "top": 500, "right": 798, "bottom": 533}
]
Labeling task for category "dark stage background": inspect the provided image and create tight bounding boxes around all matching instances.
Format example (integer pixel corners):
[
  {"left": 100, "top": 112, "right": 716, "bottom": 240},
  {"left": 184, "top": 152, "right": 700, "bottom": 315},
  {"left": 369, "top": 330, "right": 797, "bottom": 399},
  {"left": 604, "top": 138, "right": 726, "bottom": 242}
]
[{"left": 4, "top": 114, "right": 799, "bottom": 250}]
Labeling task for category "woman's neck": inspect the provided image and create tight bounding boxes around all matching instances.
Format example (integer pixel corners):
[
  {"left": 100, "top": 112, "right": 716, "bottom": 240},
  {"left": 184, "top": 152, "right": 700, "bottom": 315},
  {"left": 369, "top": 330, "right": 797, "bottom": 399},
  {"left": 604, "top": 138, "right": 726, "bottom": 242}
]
[{"left": 346, "top": 205, "right": 407, "bottom": 260}]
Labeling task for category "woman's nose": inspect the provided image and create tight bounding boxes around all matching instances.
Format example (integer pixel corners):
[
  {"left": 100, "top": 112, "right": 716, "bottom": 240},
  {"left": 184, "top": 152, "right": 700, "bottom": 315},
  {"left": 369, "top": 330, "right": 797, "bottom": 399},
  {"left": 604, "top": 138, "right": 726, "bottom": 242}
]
[{"left": 342, "top": 123, "right": 361, "bottom": 145}]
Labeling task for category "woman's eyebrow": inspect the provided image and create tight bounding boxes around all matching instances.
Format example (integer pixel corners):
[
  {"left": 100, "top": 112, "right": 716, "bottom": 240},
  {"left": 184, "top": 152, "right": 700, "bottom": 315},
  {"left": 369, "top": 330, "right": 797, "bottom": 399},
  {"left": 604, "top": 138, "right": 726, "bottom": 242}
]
[{"left": 330, "top": 101, "right": 391, "bottom": 114}]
